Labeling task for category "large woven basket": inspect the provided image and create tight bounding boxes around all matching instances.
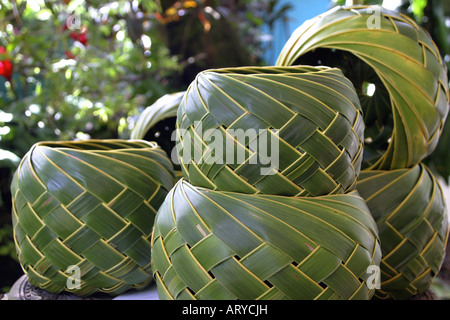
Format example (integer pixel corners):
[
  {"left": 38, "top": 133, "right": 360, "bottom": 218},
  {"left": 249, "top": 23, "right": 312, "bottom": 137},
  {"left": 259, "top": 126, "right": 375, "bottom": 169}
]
[
  {"left": 357, "top": 164, "right": 449, "bottom": 299},
  {"left": 276, "top": 5, "right": 449, "bottom": 170},
  {"left": 11, "top": 139, "right": 176, "bottom": 296},
  {"left": 176, "top": 65, "right": 364, "bottom": 197},
  {"left": 151, "top": 179, "right": 381, "bottom": 300}
]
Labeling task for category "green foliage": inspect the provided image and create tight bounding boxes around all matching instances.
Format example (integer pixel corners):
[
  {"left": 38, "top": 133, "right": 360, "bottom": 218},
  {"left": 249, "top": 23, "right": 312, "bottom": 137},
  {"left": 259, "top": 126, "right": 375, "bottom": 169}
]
[
  {"left": 0, "top": 224, "right": 15, "bottom": 259},
  {"left": 411, "top": 0, "right": 427, "bottom": 20},
  {"left": 1, "top": 0, "right": 180, "bottom": 150}
]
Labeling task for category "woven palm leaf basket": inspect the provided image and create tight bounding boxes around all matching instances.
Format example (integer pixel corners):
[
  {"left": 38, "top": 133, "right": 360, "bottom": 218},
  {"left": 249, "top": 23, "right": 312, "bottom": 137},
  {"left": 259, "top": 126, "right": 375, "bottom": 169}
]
[
  {"left": 357, "top": 164, "right": 449, "bottom": 299},
  {"left": 176, "top": 65, "right": 365, "bottom": 197},
  {"left": 150, "top": 65, "right": 382, "bottom": 300},
  {"left": 276, "top": 5, "right": 449, "bottom": 170},
  {"left": 152, "top": 179, "right": 381, "bottom": 300},
  {"left": 11, "top": 139, "right": 176, "bottom": 297}
]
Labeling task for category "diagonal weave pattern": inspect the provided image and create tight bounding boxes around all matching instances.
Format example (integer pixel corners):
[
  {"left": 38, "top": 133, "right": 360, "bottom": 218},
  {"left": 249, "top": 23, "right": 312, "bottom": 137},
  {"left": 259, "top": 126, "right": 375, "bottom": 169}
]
[
  {"left": 276, "top": 5, "right": 449, "bottom": 170},
  {"left": 151, "top": 179, "right": 381, "bottom": 300},
  {"left": 11, "top": 139, "right": 176, "bottom": 297},
  {"left": 357, "top": 164, "right": 449, "bottom": 299},
  {"left": 176, "top": 65, "right": 364, "bottom": 197}
]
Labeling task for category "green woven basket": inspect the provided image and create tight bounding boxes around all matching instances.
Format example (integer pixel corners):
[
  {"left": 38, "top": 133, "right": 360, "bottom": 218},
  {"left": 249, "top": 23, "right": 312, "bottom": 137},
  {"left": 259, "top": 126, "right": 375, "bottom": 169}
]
[
  {"left": 357, "top": 163, "right": 449, "bottom": 299},
  {"left": 151, "top": 179, "right": 381, "bottom": 300},
  {"left": 276, "top": 5, "right": 449, "bottom": 170},
  {"left": 11, "top": 139, "right": 176, "bottom": 297},
  {"left": 176, "top": 65, "right": 364, "bottom": 197}
]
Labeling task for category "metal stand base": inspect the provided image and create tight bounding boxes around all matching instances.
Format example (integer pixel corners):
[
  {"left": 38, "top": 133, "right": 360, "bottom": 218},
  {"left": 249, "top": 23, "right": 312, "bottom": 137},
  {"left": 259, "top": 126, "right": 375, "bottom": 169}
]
[{"left": 2, "top": 274, "right": 111, "bottom": 300}]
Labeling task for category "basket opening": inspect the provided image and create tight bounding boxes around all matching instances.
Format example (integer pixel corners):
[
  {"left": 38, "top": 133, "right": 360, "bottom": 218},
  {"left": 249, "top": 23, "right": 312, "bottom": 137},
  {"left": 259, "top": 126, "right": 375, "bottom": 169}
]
[{"left": 294, "top": 48, "right": 394, "bottom": 169}]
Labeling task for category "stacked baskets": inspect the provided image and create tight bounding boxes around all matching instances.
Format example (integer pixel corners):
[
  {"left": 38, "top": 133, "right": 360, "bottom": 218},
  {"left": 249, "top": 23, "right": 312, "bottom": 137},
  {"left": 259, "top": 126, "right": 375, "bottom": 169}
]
[
  {"left": 151, "top": 65, "right": 382, "bottom": 300},
  {"left": 10, "top": 5, "right": 449, "bottom": 300}
]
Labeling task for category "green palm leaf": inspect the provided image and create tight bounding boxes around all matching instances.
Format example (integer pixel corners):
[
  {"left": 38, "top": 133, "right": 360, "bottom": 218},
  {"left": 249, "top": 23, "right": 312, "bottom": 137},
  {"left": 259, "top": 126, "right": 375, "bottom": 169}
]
[
  {"left": 151, "top": 179, "right": 381, "bottom": 300},
  {"left": 176, "top": 65, "right": 365, "bottom": 197},
  {"left": 276, "top": 5, "right": 449, "bottom": 170},
  {"left": 11, "top": 139, "right": 176, "bottom": 297},
  {"left": 357, "top": 164, "right": 449, "bottom": 299},
  {"left": 131, "top": 92, "right": 185, "bottom": 140}
]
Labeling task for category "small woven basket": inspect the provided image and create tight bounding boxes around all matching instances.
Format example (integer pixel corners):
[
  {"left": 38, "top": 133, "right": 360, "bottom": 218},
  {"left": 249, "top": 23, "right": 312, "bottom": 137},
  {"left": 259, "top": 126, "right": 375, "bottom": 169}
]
[
  {"left": 176, "top": 65, "right": 364, "bottom": 197},
  {"left": 357, "top": 163, "right": 449, "bottom": 299},
  {"left": 276, "top": 5, "right": 449, "bottom": 170},
  {"left": 11, "top": 139, "right": 176, "bottom": 297},
  {"left": 151, "top": 179, "right": 381, "bottom": 300}
]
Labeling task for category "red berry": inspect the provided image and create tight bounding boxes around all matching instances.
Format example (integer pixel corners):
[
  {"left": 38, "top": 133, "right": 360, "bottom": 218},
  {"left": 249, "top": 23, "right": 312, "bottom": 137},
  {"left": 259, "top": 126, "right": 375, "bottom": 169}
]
[{"left": 0, "top": 46, "right": 13, "bottom": 81}]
